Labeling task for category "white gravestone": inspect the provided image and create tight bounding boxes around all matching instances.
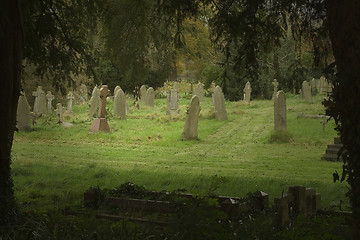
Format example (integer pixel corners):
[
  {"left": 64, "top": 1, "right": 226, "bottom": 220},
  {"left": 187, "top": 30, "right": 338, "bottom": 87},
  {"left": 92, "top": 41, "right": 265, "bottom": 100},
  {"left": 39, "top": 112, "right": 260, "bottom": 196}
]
[
  {"left": 182, "top": 95, "right": 201, "bottom": 140},
  {"left": 89, "top": 86, "right": 101, "bottom": 119},
  {"left": 145, "top": 87, "right": 155, "bottom": 107},
  {"left": 166, "top": 89, "right": 180, "bottom": 115},
  {"left": 192, "top": 82, "right": 204, "bottom": 102},
  {"left": 46, "top": 91, "right": 55, "bottom": 114},
  {"left": 32, "top": 86, "right": 47, "bottom": 114},
  {"left": 89, "top": 85, "right": 111, "bottom": 133},
  {"left": 243, "top": 81, "right": 251, "bottom": 104},
  {"left": 114, "top": 88, "right": 126, "bottom": 119},
  {"left": 16, "top": 92, "right": 31, "bottom": 131},
  {"left": 213, "top": 86, "right": 227, "bottom": 121},
  {"left": 274, "top": 90, "right": 287, "bottom": 131}
]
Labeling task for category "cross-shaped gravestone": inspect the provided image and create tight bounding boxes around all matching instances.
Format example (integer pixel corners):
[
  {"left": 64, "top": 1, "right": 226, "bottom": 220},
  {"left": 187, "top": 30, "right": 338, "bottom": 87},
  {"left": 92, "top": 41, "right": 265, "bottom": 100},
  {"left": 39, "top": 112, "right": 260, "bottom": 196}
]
[
  {"left": 32, "top": 86, "right": 47, "bottom": 114},
  {"left": 272, "top": 79, "right": 279, "bottom": 99},
  {"left": 98, "top": 85, "right": 110, "bottom": 118},
  {"left": 54, "top": 103, "right": 65, "bottom": 124},
  {"left": 67, "top": 91, "right": 75, "bottom": 112},
  {"left": 46, "top": 91, "right": 55, "bottom": 114}
]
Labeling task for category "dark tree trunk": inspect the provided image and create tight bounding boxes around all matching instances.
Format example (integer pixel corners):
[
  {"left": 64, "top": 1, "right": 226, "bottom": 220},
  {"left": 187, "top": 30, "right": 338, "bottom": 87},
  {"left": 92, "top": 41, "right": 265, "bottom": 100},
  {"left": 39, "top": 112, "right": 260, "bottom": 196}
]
[
  {"left": 0, "top": 0, "right": 23, "bottom": 226},
  {"left": 325, "top": 0, "right": 360, "bottom": 238}
]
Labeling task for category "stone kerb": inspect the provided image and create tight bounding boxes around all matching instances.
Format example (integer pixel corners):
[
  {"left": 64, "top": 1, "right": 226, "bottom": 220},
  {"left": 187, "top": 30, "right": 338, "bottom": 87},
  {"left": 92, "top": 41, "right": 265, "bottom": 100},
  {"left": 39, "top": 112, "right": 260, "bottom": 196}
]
[
  {"left": 182, "top": 95, "right": 201, "bottom": 140},
  {"left": 213, "top": 86, "right": 227, "bottom": 121},
  {"left": 274, "top": 90, "right": 287, "bottom": 131}
]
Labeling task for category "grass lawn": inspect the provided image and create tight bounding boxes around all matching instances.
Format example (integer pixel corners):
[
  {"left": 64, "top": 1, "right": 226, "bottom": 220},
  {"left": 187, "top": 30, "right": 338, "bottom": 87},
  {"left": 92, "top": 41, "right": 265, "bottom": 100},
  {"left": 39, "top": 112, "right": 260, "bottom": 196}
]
[{"left": 11, "top": 92, "right": 349, "bottom": 212}]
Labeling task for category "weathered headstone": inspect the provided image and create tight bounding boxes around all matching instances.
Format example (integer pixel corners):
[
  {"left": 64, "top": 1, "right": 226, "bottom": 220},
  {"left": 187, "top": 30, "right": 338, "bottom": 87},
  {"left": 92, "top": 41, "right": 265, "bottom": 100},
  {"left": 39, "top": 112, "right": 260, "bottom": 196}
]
[
  {"left": 213, "top": 86, "right": 227, "bottom": 121},
  {"left": 163, "top": 82, "right": 167, "bottom": 96},
  {"left": 89, "top": 85, "right": 111, "bottom": 133},
  {"left": 55, "top": 103, "right": 66, "bottom": 124},
  {"left": 319, "top": 76, "right": 326, "bottom": 94},
  {"left": 272, "top": 79, "right": 279, "bottom": 100},
  {"left": 46, "top": 91, "right": 55, "bottom": 114},
  {"left": 114, "top": 88, "right": 126, "bottom": 119},
  {"left": 145, "top": 87, "right": 155, "bottom": 107},
  {"left": 32, "top": 86, "right": 47, "bottom": 114},
  {"left": 243, "top": 81, "right": 251, "bottom": 104},
  {"left": 140, "top": 85, "right": 147, "bottom": 102},
  {"left": 66, "top": 91, "right": 75, "bottom": 113},
  {"left": 193, "top": 82, "right": 204, "bottom": 102},
  {"left": 89, "top": 86, "right": 101, "bottom": 119},
  {"left": 79, "top": 83, "right": 88, "bottom": 104},
  {"left": 114, "top": 85, "right": 121, "bottom": 96},
  {"left": 166, "top": 89, "right": 180, "bottom": 115},
  {"left": 182, "top": 95, "right": 201, "bottom": 140},
  {"left": 274, "top": 90, "right": 287, "bottom": 131},
  {"left": 311, "top": 78, "right": 317, "bottom": 96},
  {"left": 16, "top": 92, "right": 31, "bottom": 131},
  {"left": 173, "top": 82, "right": 179, "bottom": 92},
  {"left": 302, "top": 81, "right": 312, "bottom": 102}
]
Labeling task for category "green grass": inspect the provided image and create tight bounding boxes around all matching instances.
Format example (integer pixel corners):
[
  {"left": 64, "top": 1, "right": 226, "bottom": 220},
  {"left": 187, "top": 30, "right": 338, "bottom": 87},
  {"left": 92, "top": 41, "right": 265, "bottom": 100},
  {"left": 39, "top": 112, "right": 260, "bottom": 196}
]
[{"left": 12, "top": 93, "right": 348, "bottom": 211}]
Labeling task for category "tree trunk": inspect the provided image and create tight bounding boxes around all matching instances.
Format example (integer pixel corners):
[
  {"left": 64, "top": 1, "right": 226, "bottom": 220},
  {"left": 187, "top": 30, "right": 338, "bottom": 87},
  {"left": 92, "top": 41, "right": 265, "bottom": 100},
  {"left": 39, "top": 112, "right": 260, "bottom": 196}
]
[
  {"left": 0, "top": 0, "right": 23, "bottom": 226},
  {"left": 325, "top": 0, "right": 360, "bottom": 238}
]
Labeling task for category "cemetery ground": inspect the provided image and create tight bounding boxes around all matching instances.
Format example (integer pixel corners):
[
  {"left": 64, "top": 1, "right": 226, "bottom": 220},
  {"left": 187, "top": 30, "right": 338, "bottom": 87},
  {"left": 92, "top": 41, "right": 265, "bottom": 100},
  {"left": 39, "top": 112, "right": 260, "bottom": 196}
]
[{"left": 9, "top": 93, "right": 351, "bottom": 238}]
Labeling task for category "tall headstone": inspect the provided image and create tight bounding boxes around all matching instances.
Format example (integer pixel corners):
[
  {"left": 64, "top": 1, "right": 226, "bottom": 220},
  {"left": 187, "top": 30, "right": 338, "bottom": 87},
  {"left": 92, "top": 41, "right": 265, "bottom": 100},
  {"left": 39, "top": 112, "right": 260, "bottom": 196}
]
[
  {"left": 66, "top": 91, "right": 75, "bottom": 112},
  {"left": 55, "top": 103, "right": 66, "bottom": 124},
  {"left": 16, "top": 92, "right": 31, "bottom": 131},
  {"left": 182, "top": 95, "right": 201, "bottom": 140},
  {"left": 274, "top": 90, "right": 287, "bottom": 131},
  {"left": 89, "top": 86, "right": 101, "bottom": 119},
  {"left": 311, "top": 78, "right": 317, "bottom": 96},
  {"left": 319, "top": 76, "right": 326, "bottom": 94},
  {"left": 166, "top": 89, "right": 180, "bottom": 115},
  {"left": 213, "top": 86, "right": 227, "bottom": 121},
  {"left": 145, "top": 87, "right": 155, "bottom": 107},
  {"left": 243, "top": 81, "right": 251, "bottom": 104},
  {"left": 79, "top": 84, "right": 88, "bottom": 104},
  {"left": 32, "top": 86, "right": 47, "bottom": 114},
  {"left": 114, "top": 85, "right": 121, "bottom": 96},
  {"left": 193, "top": 82, "right": 204, "bottom": 102},
  {"left": 114, "top": 88, "right": 126, "bottom": 119},
  {"left": 89, "top": 85, "right": 111, "bottom": 133},
  {"left": 272, "top": 79, "right": 279, "bottom": 100},
  {"left": 173, "top": 82, "right": 179, "bottom": 92},
  {"left": 302, "top": 81, "right": 312, "bottom": 102},
  {"left": 46, "top": 91, "right": 55, "bottom": 114},
  {"left": 140, "top": 85, "right": 147, "bottom": 102}
]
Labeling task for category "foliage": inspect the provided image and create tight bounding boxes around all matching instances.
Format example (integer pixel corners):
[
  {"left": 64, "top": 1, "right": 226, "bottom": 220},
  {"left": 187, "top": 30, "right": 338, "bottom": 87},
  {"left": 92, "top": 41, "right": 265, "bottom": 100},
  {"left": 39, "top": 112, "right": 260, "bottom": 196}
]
[{"left": 269, "top": 129, "right": 294, "bottom": 143}]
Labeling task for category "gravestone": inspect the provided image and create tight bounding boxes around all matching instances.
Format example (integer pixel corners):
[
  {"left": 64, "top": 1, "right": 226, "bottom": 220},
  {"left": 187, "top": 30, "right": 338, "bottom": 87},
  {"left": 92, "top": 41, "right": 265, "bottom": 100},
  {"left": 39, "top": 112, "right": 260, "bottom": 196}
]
[
  {"left": 274, "top": 90, "right": 287, "bottom": 131},
  {"left": 166, "top": 89, "right": 180, "bottom": 115},
  {"left": 272, "top": 79, "right": 279, "bottom": 100},
  {"left": 173, "top": 82, "right": 179, "bottom": 92},
  {"left": 55, "top": 103, "right": 66, "bottom": 124},
  {"left": 114, "top": 85, "right": 121, "bottom": 96},
  {"left": 319, "top": 76, "right": 326, "bottom": 94},
  {"left": 140, "top": 85, "right": 147, "bottom": 102},
  {"left": 311, "top": 78, "right": 317, "bottom": 96},
  {"left": 163, "top": 82, "right": 167, "bottom": 96},
  {"left": 89, "top": 86, "right": 101, "bottom": 119},
  {"left": 243, "top": 81, "right": 251, "bottom": 104},
  {"left": 182, "top": 95, "right": 201, "bottom": 140},
  {"left": 114, "top": 88, "right": 126, "bottom": 119},
  {"left": 66, "top": 91, "right": 75, "bottom": 113},
  {"left": 46, "top": 91, "right": 55, "bottom": 114},
  {"left": 302, "top": 81, "right": 312, "bottom": 102},
  {"left": 16, "top": 92, "right": 31, "bottom": 131},
  {"left": 145, "top": 87, "right": 155, "bottom": 107},
  {"left": 213, "top": 86, "right": 227, "bottom": 121},
  {"left": 79, "top": 84, "right": 88, "bottom": 104},
  {"left": 89, "top": 85, "right": 111, "bottom": 133},
  {"left": 193, "top": 82, "right": 204, "bottom": 102},
  {"left": 32, "top": 86, "right": 47, "bottom": 114}
]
